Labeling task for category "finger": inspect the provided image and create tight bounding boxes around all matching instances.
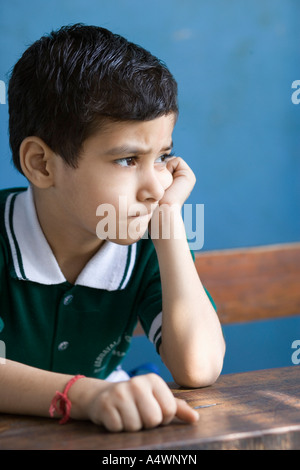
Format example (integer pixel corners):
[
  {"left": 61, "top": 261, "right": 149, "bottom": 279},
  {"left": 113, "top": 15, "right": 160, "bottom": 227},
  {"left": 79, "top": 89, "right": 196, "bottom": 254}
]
[
  {"left": 166, "top": 156, "right": 189, "bottom": 170},
  {"left": 132, "top": 374, "right": 177, "bottom": 428},
  {"left": 136, "top": 392, "right": 165, "bottom": 429},
  {"left": 166, "top": 156, "right": 180, "bottom": 175},
  {"left": 175, "top": 398, "right": 199, "bottom": 423},
  {"left": 116, "top": 399, "right": 143, "bottom": 432},
  {"left": 96, "top": 383, "right": 143, "bottom": 432},
  {"left": 97, "top": 402, "right": 124, "bottom": 432},
  {"left": 151, "top": 383, "right": 178, "bottom": 426},
  {"left": 131, "top": 376, "right": 164, "bottom": 429},
  {"left": 166, "top": 157, "right": 193, "bottom": 181}
]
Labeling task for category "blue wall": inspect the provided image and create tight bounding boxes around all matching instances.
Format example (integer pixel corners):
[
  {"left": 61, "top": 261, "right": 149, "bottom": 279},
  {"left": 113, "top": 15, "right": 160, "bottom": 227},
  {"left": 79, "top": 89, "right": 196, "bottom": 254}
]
[{"left": 0, "top": 0, "right": 299, "bottom": 378}]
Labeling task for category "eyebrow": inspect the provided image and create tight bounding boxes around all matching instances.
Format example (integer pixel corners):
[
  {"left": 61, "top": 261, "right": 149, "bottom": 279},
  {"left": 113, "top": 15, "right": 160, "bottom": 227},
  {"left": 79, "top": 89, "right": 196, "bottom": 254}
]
[{"left": 105, "top": 141, "right": 173, "bottom": 156}]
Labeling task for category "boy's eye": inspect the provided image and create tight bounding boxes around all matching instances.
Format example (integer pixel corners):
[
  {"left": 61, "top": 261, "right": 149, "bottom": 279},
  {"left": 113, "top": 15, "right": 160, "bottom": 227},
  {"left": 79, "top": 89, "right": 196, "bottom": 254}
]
[
  {"left": 115, "top": 153, "right": 174, "bottom": 167},
  {"left": 155, "top": 153, "right": 175, "bottom": 164},
  {"left": 115, "top": 157, "right": 137, "bottom": 167}
]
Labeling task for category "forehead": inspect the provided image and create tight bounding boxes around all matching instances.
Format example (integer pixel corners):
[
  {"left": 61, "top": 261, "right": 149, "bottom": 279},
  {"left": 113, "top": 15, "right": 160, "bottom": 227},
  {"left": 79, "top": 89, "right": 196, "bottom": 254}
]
[{"left": 84, "top": 114, "right": 176, "bottom": 155}]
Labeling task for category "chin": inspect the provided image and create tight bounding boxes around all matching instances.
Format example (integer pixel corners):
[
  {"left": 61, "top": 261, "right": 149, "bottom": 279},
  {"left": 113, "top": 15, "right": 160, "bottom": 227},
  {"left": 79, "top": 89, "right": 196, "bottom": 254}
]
[{"left": 106, "top": 230, "right": 149, "bottom": 246}]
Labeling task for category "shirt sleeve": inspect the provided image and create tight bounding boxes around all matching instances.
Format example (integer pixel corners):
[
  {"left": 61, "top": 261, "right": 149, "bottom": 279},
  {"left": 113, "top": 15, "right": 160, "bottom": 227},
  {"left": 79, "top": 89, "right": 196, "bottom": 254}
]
[
  {"left": 0, "top": 235, "right": 5, "bottom": 297},
  {"left": 137, "top": 243, "right": 163, "bottom": 353},
  {"left": 0, "top": 236, "right": 6, "bottom": 335}
]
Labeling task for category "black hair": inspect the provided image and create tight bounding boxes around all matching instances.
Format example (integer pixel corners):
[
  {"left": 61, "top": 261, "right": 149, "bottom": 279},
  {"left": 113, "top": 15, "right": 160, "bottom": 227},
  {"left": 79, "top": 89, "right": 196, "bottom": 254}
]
[{"left": 8, "top": 23, "right": 178, "bottom": 173}]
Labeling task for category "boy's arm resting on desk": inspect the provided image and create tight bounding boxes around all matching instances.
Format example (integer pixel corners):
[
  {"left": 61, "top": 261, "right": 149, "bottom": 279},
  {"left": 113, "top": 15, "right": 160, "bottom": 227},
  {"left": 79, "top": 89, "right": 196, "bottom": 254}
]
[
  {"left": 154, "top": 208, "right": 225, "bottom": 388},
  {"left": 151, "top": 158, "right": 225, "bottom": 388},
  {"left": 0, "top": 359, "right": 198, "bottom": 432}
]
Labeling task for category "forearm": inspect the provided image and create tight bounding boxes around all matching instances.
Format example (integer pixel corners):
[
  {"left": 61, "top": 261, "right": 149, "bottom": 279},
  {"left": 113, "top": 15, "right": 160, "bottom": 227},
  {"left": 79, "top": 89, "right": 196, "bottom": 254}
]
[
  {"left": 0, "top": 359, "right": 199, "bottom": 431},
  {"left": 153, "top": 208, "right": 225, "bottom": 388},
  {"left": 0, "top": 359, "right": 102, "bottom": 420}
]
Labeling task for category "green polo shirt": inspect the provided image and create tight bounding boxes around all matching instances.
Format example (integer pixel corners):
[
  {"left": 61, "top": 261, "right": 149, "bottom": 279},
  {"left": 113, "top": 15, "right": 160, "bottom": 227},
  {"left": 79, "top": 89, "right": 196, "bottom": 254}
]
[
  {"left": 0, "top": 186, "right": 216, "bottom": 380},
  {"left": 0, "top": 186, "right": 169, "bottom": 379}
]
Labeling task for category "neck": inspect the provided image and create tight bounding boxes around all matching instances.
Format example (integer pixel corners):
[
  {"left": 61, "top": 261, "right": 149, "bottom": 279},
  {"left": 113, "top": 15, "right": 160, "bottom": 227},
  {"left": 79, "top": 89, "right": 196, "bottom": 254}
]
[{"left": 32, "top": 187, "right": 104, "bottom": 284}]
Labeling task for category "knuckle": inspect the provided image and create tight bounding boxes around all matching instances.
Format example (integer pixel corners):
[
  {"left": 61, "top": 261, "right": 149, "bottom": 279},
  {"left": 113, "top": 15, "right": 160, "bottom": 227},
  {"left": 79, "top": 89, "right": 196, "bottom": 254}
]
[
  {"left": 129, "top": 376, "right": 144, "bottom": 394},
  {"left": 99, "top": 397, "right": 111, "bottom": 412},
  {"left": 125, "top": 421, "right": 143, "bottom": 433},
  {"left": 103, "top": 417, "right": 124, "bottom": 433},
  {"left": 162, "top": 402, "right": 177, "bottom": 424},
  {"left": 92, "top": 402, "right": 123, "bottom": 432},
  {"left": 107, "top": 421, "right": 123, "bottom": 433},
  {"left": 112, "top": 383, "right": 128, "bottom": 403},
  {"left": 146, "top": 372, "right": 161, "bottom": 384},
  {"left": 96, "top": 397, "right": 115, "bottom": 418},
  {"left": 166, "top": 398, "right": 177, "bottom": 415},
  {"left": 144, "top": 410, "right": 163, "bottom": 429}
]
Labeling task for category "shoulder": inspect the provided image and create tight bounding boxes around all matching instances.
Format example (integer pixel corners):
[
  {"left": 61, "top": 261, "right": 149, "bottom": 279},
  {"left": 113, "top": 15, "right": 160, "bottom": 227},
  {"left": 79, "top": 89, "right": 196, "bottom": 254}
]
[
  {"left": 0, "top": 187, "right": 27, "bottom": 201},
  {"left": 0, "top": 186, "right": 26, "bottom": 228},
  {"left": 0, "top": 187, "right": 28, "bottom": 237},
  {"left": 0, "top": 187, "right": 27, "bottom": 218}
]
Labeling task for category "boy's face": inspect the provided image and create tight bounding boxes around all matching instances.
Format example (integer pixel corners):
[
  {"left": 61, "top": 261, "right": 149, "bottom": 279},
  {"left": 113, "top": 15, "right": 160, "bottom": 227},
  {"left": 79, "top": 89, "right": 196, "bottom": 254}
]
[{"left": 52, "top": 113, "right": 176, "bottom": 245}]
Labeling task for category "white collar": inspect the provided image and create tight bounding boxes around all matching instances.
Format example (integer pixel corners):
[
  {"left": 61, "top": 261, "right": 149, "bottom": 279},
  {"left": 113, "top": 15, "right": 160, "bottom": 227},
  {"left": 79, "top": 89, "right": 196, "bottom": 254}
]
[{"left": 4, "top": 186, "right": 136, "bottom": 290}]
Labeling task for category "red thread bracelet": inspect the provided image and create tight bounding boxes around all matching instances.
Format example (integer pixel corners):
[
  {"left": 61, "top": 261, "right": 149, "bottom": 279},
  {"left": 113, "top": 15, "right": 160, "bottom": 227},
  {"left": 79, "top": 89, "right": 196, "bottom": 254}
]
[{"left": 49, "top": 375, "right": 85, "bottom": 424}]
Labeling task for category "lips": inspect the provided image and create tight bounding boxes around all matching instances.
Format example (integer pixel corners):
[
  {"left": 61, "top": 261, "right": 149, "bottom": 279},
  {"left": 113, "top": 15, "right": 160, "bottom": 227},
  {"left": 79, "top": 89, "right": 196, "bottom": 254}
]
[
  {"left": 127, "top": 203, "right": 158, "bottom": 218},
  {"left": 128, "top": 212, "right": 152, "bottom": 219},
  {"left": 127, "top": 208, "right": 152, "bottom": 218}
]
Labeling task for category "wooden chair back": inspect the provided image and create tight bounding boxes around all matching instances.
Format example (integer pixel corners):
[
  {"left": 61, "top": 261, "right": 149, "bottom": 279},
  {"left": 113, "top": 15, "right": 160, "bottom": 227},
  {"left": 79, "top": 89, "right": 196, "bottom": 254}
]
[
  {"left": 194, "top": 242, "right": 300, "bottom": 324},
  {"left": 134, "top": 242, "right": 300, "bottom": 335}
]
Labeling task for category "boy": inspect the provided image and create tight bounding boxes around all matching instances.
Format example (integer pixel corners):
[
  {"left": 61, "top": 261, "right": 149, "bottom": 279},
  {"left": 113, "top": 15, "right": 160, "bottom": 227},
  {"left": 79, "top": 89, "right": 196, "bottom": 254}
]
[{"left": 0, "top": 24, "right": 225, "bottom": 432}]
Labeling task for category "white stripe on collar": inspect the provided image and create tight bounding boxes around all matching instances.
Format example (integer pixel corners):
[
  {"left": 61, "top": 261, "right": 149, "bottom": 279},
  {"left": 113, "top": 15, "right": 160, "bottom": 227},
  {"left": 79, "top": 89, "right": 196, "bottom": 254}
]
[{"left": 5, "top": 186, "right": 136, "bottom": 290}]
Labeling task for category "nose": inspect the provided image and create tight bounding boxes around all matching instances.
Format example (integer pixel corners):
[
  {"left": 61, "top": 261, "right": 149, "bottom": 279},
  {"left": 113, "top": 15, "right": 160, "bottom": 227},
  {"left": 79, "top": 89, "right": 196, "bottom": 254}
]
[{"left": 136, "top": 168, "right": 166, "bottom": 203}]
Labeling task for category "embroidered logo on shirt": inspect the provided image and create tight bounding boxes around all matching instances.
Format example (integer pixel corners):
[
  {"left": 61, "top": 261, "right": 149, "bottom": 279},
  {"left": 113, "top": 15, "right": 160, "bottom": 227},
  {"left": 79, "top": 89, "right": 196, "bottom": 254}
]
[{"left": 93, "top": 335, "right": 131, "bottom": 374}]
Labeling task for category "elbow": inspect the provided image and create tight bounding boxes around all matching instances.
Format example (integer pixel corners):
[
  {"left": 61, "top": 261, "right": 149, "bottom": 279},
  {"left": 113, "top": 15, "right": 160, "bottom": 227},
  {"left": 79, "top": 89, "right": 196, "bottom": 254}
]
[
  {"left": 173, "top": 364, "right": 222, "bottom": 389},
  {"left": 171, "top": 349, "right": 225, "bottom": 389}
]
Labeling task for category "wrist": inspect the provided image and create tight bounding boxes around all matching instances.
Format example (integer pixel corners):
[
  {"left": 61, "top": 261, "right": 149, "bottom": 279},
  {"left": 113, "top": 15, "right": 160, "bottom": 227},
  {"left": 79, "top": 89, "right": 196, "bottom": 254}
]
[
  {"left": 64, "top": 376, "right": 108, "bottom": 421},
  {"left": 49, "top": 375, "right": 86, "bottom": 422},
  {"left": 150, "top": 203, "right": 186, "bottom": 245}
]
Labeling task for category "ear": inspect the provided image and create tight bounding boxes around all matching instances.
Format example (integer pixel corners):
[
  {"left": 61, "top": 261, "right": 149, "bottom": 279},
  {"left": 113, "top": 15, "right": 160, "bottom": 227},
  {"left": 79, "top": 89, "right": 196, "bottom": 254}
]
[{"left": 19, "top": 137, "right": 56, "bottom": 188}]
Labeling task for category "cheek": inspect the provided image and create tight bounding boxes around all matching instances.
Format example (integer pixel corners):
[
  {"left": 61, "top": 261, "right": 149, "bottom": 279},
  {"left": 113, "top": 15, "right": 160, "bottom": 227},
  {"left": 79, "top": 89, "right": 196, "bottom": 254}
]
[{"left": 94, "top": 184, "right": 129, "bottom": 221}]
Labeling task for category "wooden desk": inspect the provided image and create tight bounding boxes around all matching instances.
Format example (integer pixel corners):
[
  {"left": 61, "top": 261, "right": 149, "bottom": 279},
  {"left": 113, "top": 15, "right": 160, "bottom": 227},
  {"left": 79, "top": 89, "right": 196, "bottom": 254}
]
[{"left": 0, "top": 366, "right": 299, "bottom": 450}]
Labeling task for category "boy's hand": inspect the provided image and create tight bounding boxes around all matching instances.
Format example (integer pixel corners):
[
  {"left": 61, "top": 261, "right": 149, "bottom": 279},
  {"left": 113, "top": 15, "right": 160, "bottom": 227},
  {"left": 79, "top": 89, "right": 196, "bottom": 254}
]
[
  {"left": 82, "top": 373, "right": 199, "bottom": 432},
  {"left": 159, "top": 157, "right": 196, "bottom": 208},
  {"left": 149, "top": 157, "right": 195, "bottom": 242}
]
